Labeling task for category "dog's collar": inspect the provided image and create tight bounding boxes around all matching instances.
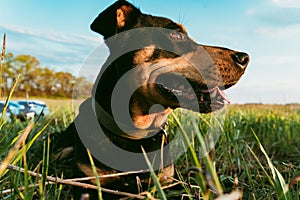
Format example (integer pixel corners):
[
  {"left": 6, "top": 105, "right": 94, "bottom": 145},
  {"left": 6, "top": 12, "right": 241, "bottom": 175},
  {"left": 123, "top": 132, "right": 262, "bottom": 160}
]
[{"left": 93, "top": 99, "right": 163, "bottom": 140}]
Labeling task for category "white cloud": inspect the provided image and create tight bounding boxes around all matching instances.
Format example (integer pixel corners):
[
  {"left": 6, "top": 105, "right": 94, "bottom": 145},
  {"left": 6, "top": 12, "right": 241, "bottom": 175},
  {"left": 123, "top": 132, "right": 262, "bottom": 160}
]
[
  {"left": 246, "top": 2, "right": 300, "bottom": 25},
  {"left": 271, "top": 0, "right": 300, "bottom": 8},
  {"left": 0, "top": 24, "right": 107, "bottom": 75},
  {"left": 255, "top": 55, "right": 300, "bottom": 68},
  {"left": 0, "top": 24, "right": 100, "bottom": 46},
  {"left": 246, "top": 9, "right": 256, "bottom": 15},
  {"left": 255, "top": 24, "right": 300, "bottom": 39}
]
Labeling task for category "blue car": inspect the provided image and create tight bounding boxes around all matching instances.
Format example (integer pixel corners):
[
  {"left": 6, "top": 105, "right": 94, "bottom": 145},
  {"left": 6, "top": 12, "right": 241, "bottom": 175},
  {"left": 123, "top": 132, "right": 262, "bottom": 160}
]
[
  {"left": 17, "top": 100, "right": 50, "bottom": 117},
  {"left": 0, "top": 102, "right": 11, "bottom": 120},
  {"left": 0, "top": 101, "right": 26, "bottom": 120}
]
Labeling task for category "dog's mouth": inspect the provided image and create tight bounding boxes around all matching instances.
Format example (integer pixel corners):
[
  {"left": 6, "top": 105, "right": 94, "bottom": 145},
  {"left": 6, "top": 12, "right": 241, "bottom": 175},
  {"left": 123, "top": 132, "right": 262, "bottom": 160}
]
[{"left": 155, "top": 73, "right": 230, "bottom": 112}]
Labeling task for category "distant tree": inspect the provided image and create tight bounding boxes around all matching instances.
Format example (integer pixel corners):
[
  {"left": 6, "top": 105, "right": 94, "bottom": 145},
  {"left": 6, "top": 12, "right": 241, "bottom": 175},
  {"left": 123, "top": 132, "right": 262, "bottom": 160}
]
[
  {"left": 13, "top": 55, "right": 40, "bottom": 95},
  {"left": 73, "top": 77, "right": 93, "bottom": 99},
  {"left": 1, "top": 53, "right": 92, "bottom": 98}
]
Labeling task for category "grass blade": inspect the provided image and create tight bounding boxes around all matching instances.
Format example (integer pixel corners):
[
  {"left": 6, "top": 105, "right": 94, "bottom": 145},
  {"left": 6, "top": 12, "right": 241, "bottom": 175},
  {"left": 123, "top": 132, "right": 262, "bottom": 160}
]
[
  {"left": 39, "top": 133, "right": 50, "bottom": 199},
  {"left": 245, "top": 142, "right": 275, "bottom": 187},
  {"left": 12, "top": 120, "right": 52, "bottom": 166},
  {"left": 171, "top": 112, "right": 207, "bottom": 195},
  {"left": 250, "top": 129, "right": 290, "bottom": 199},
  {"left": 22, "top": 132, "right": 30, "bottom": 199},
  {"left": 0, "top": 123, "right": 34, "bottom": 177},
  {"left": 191, "top": 117, "right": 223, "bottom": 195},
  {"left": 141, "top": 147, "right": 167, "bottom": 200},
  {"left": 86, "top": 149, "right": 103, "bottom": 200},
  {"left": 0, "top": 75, "right": 20, "bottom": 127}
]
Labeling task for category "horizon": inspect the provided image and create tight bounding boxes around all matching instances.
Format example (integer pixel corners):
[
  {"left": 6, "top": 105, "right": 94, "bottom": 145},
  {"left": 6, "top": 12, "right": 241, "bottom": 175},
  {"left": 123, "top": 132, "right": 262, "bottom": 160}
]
[{"left": 0, "top": 0, "right": 299, "bottom": 104}]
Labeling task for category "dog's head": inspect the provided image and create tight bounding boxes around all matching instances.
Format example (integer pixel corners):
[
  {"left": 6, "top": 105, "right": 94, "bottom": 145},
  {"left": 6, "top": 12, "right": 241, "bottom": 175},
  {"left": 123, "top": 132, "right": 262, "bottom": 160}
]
[{"left": 91, "top": 0, "right": 249, "bottom": 131}]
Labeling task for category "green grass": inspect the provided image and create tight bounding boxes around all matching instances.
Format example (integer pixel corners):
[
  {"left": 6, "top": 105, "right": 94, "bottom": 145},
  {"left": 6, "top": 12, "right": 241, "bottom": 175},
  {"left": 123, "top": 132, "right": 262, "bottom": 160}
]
[
  {"left": 0, "top": 103, "right": 300, "bottom": 199},
  {"left": 0, "top": 101, "right": 76, "bottom": 199}
]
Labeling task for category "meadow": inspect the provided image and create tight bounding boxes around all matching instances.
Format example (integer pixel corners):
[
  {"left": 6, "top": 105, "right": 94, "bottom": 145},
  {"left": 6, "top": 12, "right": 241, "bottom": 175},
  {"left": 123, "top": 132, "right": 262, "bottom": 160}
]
[{"left": 0, "top": 100, "right": 299, "bottom": 200}]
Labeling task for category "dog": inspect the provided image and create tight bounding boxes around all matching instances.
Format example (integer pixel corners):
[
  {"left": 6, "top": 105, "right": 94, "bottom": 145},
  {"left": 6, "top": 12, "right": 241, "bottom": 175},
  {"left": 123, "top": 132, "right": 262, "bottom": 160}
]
[{"left": 55, "top": 0, "right": 249, "bottom": 198}]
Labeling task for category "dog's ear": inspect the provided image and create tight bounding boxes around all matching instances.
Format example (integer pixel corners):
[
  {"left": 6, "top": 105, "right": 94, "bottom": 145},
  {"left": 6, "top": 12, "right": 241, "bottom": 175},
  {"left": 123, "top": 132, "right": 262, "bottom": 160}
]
[{"left": 90, "top": 0, "right": 141, "bottom": 39}]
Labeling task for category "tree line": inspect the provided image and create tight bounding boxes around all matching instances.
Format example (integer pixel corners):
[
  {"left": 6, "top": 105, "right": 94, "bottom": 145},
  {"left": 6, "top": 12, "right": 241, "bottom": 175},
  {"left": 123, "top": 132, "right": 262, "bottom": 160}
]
[{"left": 1, "top": 53, "right": 93, "bottom": 98}]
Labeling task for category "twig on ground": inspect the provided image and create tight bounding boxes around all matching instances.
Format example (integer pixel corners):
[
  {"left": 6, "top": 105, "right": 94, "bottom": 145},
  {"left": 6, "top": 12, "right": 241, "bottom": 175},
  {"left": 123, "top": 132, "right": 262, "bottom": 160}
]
[
  {"left": 66, "top": 169, "right": 150, "bottom": 182},
  {"left": 161, "top": 180, "right": 182, "bottom": 190},
  {"left": 1, "top": 163, "right": 148, "bottom": 199}
]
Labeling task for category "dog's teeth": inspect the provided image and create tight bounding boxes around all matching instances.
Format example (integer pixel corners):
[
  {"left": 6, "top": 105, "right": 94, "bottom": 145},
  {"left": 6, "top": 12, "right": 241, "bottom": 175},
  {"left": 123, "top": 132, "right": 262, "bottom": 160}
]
[{"left": 171, "top": 89, "right": 181, "bottom": 96}]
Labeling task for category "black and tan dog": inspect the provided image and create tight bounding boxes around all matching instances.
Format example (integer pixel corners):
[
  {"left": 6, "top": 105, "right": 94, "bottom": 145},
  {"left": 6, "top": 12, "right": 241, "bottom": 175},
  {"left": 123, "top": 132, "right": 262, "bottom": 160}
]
[{"left": 56, "top": 0, "right": 249, "bottom": 198}]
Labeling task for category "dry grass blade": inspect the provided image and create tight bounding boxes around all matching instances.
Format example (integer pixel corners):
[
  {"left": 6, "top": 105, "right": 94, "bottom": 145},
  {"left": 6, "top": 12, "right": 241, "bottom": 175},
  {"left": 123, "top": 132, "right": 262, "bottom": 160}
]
[
  {"left": 0, "top": 33, "right": 5, "bottom": 61},
  {"left": 0, "top": 33, "right": 6, "bottom": 98},
  {"left": 0, "top": 123, "right": 34, "bottom": 177}
]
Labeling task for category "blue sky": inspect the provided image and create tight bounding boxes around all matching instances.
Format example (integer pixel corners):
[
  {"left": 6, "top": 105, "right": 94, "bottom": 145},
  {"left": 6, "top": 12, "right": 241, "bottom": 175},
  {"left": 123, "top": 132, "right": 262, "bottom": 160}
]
[{"left": 0, "top": 0, "right": 299, "bottom": 104}]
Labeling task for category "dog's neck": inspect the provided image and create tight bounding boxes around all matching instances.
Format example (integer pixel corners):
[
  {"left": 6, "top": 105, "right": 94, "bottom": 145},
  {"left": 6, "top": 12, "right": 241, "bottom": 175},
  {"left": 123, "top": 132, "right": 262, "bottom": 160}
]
[{"left": 92, "top": 57, "right": 171, "bottom": 139}]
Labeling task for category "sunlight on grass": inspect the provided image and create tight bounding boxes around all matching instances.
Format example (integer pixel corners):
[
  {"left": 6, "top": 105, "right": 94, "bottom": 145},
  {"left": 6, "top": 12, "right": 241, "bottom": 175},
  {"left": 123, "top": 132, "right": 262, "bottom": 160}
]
[{"left": 0, "top": 104, "right": 299, "bottom": 199}]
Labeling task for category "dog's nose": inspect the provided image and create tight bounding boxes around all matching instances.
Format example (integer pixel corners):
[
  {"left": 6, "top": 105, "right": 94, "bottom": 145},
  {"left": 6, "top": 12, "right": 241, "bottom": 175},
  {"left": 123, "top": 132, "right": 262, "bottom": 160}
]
[{"left": 232, "top": 52, "right": 249, "bottom": 69}]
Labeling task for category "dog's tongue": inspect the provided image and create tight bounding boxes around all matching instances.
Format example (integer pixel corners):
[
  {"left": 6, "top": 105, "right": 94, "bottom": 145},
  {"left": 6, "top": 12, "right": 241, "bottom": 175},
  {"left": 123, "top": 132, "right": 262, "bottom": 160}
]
[{"left": 201, "top": 86, "right": 231, "bottom": 104}]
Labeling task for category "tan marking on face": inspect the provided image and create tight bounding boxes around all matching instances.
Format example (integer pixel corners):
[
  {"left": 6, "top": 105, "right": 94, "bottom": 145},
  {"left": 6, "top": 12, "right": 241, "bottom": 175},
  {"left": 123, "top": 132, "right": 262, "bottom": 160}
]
[
  {"left": 131, "top": 107, "right": 172, "bottom": 129},
  {"left": 176, "top": 23, "right": 187, "bottom": 33},
  {"left": 116, "top": 5, "right": 135, "bottom": 28},
  {"left": 129, "top": 87, "right": 174, "bottom": 130},
  {"left": 202, "top": 45, "right": 246, "bottom": 86},
  {"left": 152, "top": 107, "right": 172, "bottom": 128},
  {"left": 116, "top": 8, "right": 126, "bottom": 28},
  {"left": 133, "top": 45, "right": 155, "bottom": 65},
  {"left": 159, "top": 163, "right": 175, "bottom": 184}
]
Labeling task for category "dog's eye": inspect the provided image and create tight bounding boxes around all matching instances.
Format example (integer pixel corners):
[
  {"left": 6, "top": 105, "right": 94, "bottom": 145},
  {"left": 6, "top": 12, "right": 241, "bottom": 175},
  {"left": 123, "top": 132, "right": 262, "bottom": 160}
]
[{"left": 170, "top": 32, "right": 186, "bottom": 41}]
